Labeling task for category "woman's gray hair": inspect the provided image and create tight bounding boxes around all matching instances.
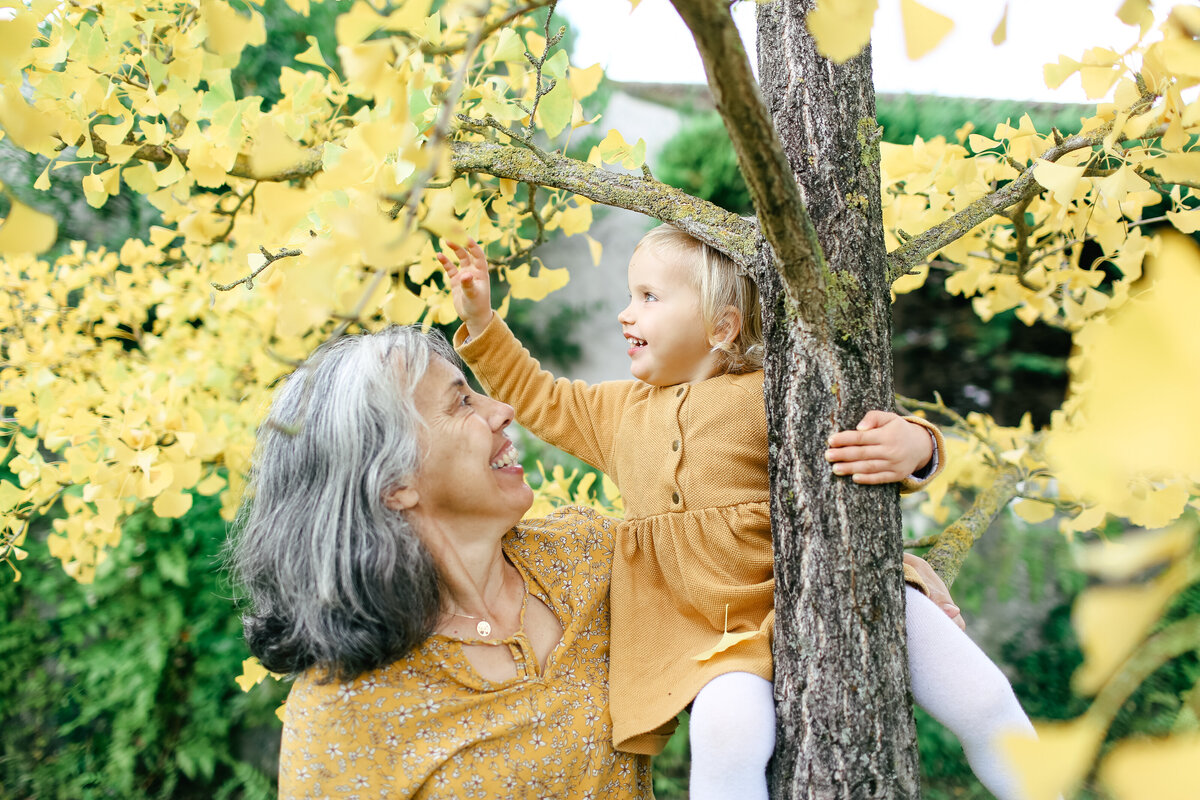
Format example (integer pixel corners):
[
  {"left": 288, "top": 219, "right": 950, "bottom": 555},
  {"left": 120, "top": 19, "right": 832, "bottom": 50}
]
[{"left": 228, "top": 325, "right": 457, "bottom": 683}]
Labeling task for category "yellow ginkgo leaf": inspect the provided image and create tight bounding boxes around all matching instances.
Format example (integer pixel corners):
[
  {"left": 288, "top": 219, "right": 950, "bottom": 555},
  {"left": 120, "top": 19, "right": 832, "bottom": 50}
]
[
  {"left": 1098, "top": 734, "right": 1200, "bottom": 800},
  {"left": 900, "top": 0, "right": 954, "bottom": 60},
  {"left": 294, "top": 35, "right": 331, "bottom": 70},
  {"left": 249, "top": 117, "right": 312, "bottom": 180},
  {"left": 807, "top": 0, "right": 878, "bottom": 64},
  {"left": 0, "top": 83, "right": 59, "bottom": 156},
  {"left": 1117, "top": 0, "right": 1153, "bottom": 33},
  {"left": 0, "top": 4, "right": 37, "bottom": 76},
  {"left": 1072, "top": 523, "right": 1196, "bottom": 582},
  {"left": 692, "top": 629, "right": 760, "bottom": 662},
  {"left": 1044, "top": 55, "right": 1081, "bottom": 90},
  {"left": 385, "top": 284, "right": 427, "bottom": 325},
  {"left": 152, "top": 490, "right": 193, "bottom": 519},
  {"left": 1032, "top": 159, "right": 1087, "bottom": 206},
  {"left": 1013, "top": 498, "right": 1055, "bottom": 524},
  {"left": 1166, "top": 207, "right": 1200, "bottom": 233},
  {"left": 507, "top": 262, "right": 569, "bottom": 301},
  {"left": 536, "top": 75, "right": 573, "bottom": 138},
  {"left": 1071, "top": 560, "right": 1191, "bottom": 695},
  {"left": 235, "top": 657, "right": 271, "bottom": 692},
  {"left": 1005, "top": 717, "right": 1106, "bottom": 800},
  {"left": 586, "top": 234, "right": 603, "bottom": 266},
  {"left": 1152, "top": 152, "right": 1200, "bottom": 184},
  {"left": 991, "top": 4, "right": 1007, "bottom": 46},
  {"left": 692, "top": 604, "right": 762, "bottom": 661},
  {"left": 0, "top": 197, "right": 57, "bottom": 255},
  {"left": 201, "top": 0, "right": 266, "bottom": 57}
]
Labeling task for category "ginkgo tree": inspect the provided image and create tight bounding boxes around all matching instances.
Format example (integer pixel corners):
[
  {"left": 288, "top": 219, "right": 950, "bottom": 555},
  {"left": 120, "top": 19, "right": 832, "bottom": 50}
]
[{"left": 2, "top": 0, "right": 1200, "bottom": 796}]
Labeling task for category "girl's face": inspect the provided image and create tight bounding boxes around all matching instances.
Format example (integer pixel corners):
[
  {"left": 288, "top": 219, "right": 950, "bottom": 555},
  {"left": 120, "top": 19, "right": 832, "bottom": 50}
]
[{"left": 617, "top": 247, "right": 725, "bottom": 387}]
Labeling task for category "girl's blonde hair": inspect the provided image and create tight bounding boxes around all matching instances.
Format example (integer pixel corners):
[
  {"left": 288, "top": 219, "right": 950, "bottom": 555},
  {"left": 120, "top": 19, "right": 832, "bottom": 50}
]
[{"left": 634, "top": 223, "right": 764, "bottom": 373}]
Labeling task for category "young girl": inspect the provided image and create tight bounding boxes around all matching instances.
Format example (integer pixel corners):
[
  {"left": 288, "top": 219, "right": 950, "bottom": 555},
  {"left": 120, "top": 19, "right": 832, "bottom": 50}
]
[{"left": 440, "top": 227, "right": 1037, "bottom": 800}]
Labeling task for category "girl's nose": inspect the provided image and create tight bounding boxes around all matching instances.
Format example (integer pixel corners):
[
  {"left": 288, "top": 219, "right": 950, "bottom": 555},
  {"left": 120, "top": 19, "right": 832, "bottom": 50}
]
[{"left": 617, "top": 302, "right": 633, "bottom": 325}]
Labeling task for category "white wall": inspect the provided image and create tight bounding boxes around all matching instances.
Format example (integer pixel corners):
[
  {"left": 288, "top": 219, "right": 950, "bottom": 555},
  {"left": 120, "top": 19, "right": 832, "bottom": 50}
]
[{"left": 533, "top": 89, "right": 690, "bottom": 384}]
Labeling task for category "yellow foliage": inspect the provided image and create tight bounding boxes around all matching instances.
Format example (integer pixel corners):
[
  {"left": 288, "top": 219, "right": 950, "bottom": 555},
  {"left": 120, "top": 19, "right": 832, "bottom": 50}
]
[
  {"left": 1098, "top": 734, "right": 1200, "bottom": 800},
  {"left": 1006, "top": 717, "right": 1106, "bottom": 800},
  {"left": 1071, "top": 559, "right": 1193, "bottom": 695},
  {"left": 1046, "top": 232, "right": 1200, "bottom": 528}
]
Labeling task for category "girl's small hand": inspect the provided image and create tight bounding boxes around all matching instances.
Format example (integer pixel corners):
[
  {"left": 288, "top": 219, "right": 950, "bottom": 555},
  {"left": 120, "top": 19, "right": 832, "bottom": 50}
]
[
  {"left": 825, "top": 410, "right": 933, "bottom": 484},
  {"left": 438, "top": 239, "right": 494, "bottom": 337}
]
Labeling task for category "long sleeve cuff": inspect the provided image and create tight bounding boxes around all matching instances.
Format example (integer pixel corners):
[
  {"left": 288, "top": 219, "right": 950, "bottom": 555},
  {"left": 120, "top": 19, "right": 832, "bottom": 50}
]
[{"left": 899, "top": 416, "right": 946, "bottom": 494}]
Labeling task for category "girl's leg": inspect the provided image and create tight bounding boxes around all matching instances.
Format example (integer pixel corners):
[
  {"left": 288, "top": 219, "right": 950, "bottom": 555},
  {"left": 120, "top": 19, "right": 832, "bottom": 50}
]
[
  {"left": 688, "top": 671, "right": 775, "bottom": 800},
  {"left": 906, "top": 585, "right": 1036, "bottom": 800}
]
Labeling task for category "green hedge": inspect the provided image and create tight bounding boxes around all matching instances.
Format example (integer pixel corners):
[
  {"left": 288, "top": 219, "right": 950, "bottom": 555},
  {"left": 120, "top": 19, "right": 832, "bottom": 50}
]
[{"left": 0, "top": 493, "right": 285, "bottom": 800}]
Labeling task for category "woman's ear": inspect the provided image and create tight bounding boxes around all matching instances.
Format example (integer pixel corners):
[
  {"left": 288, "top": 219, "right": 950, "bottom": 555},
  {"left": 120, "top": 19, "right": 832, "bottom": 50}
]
[
  {"left": 711, "top": 305, "right": 743, "bottom": 350},
  {"left": 384, "top": 484, "right": 420, "bottom": 511}
]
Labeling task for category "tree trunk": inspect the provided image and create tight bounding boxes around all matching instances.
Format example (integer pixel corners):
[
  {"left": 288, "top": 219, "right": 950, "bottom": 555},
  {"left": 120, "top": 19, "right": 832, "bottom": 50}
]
[{"left": 756, "top": 2, "right": 921, "bottom": 797}]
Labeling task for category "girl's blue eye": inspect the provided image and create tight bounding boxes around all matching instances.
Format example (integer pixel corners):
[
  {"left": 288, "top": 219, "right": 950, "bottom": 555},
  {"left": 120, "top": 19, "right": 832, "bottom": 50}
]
[{"left": 644, "top": 292, "right": 657, "bottom": 302}]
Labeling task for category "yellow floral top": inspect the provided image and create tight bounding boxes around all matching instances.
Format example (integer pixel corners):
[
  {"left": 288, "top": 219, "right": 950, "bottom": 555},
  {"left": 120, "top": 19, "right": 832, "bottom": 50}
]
[{"left": 277, "top": 507, "right": 653, "bottom": 800}]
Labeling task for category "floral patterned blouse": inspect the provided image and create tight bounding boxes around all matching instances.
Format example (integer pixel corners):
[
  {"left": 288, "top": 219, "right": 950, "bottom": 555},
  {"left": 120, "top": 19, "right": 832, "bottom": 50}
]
[{"left": 277, "top": 506, "right": 654, "bottom": 799}]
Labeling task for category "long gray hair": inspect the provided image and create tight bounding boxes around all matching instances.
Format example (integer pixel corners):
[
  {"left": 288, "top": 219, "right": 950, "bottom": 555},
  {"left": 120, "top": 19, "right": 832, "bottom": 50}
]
[{"left": 229, "top": 326, "right": 456, "bottom": 683}]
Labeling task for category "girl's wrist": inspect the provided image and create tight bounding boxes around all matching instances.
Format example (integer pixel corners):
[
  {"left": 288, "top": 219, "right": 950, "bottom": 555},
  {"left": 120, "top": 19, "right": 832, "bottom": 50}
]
[{"left": 465, "top": 310, "right": 494, "bottom": 337}]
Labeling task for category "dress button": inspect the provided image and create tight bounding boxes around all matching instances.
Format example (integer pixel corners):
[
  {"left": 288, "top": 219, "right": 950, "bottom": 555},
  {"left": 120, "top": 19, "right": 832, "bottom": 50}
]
[
  {"left": 672, "top": 440, "right": 680, "bottom": 451},
  {"left": 676, "top": 387, "right": 685, "bottom": 397},
  {"left": 672, "top": 491, "right": 680, "bottom": 504}
]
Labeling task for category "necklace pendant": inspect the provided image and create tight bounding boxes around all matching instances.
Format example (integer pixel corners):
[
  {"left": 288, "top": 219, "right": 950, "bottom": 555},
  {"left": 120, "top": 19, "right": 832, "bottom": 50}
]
[{"left": 476, "top": 620, "right": 492, "bottom": 638}]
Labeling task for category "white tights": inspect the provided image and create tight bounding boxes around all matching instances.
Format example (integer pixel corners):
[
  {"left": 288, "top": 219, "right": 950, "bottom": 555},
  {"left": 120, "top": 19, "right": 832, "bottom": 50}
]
[
  {"left": 906, "top": 585, "right": 1037, "bottom": 800},
  {"left": 689, "top": 671, "right": 776, "bottom": 800},
  {"left": 685, "top": 588, "right": 1037, "bottom": 800}
]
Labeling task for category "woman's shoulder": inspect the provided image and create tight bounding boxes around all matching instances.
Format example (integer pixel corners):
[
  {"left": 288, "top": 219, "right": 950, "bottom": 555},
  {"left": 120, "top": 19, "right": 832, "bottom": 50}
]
[{"left": 505, "top": 506, "right": 617, "bottom": 591}]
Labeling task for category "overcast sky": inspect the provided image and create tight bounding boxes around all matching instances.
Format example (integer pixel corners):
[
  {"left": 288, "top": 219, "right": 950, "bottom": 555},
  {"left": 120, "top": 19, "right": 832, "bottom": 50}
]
[{"left": 557, "top": 0, "right": 1143, "bottom": 104}]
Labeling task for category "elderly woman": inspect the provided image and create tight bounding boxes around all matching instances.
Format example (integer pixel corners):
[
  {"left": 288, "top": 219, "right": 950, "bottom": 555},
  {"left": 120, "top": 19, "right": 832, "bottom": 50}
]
[
  {"left": 230, "top": 325, "right": 961, "bottom": 799},
  {"left": 231, "top": 326, "right": 650, "bottom": 798}
]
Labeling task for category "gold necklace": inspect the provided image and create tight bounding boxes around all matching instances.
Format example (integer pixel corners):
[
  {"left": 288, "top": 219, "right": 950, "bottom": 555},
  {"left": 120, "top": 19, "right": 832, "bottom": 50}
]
[{"left": 448, "top": 610, "right": 492, "bottom": 638}]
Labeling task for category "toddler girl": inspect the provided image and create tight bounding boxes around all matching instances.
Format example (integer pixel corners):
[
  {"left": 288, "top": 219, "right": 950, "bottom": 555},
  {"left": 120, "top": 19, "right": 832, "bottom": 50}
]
[{"left": 440, "top": 226, "right": 1036, "bottom": 800}]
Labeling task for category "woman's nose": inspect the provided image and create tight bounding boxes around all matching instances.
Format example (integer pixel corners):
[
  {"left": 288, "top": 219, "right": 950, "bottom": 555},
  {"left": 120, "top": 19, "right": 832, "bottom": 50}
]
[{"left": 487, "top": 397, "right": 515, "bottom": 431}]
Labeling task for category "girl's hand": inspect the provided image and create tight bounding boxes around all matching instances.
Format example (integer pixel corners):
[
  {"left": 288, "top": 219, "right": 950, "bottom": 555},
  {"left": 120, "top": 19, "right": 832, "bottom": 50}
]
[
  {"left": 825, "top": 410, "right": 933, "bottom": 484},
  {"left": 438, "top": 239, "right": 494, "bottom": 337}
]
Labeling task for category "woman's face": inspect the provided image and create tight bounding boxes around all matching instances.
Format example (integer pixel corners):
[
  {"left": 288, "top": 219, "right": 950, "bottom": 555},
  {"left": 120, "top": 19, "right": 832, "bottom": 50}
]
[{"left": 405, "top": 356, "right": 533, "bottom": 533}]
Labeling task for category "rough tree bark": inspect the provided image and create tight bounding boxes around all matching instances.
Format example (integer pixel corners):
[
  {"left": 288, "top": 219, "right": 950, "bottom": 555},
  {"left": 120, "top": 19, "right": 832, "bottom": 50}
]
[
  {"left": 753, "top": 3, "right": 920, "bottom": 798},
  {"left": 666, "top": 0, "right": 921, "bottom": 796}
]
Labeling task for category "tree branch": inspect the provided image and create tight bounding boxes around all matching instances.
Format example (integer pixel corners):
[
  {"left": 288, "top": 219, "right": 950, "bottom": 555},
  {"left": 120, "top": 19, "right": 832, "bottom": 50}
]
[
  {"left": 669, "top": 0, "right": 826, "bottom": 316},
  {"left": 923, "top": 464, "right": 1023, "bottom": 587},
  {"left": 211, "top": 246, "right": 302, "bottom": 291},
  {"left": 886, "top": 105, "right": 1166, "bottom": 284},
  {"left": 85, "top": 134, "right": 324, "bottom": 183},
  {"left": 450, "top": 140, "right": 757, "bottom": 265}
]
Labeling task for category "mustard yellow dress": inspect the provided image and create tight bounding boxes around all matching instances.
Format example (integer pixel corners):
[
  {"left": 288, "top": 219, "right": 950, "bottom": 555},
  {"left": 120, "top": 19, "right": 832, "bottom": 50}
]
[
  {"left": 278, "top": 507, "right": 653, "bottom": 799},
  {"left": 456, "top": 317, "right": 943, "bottom": 755}
]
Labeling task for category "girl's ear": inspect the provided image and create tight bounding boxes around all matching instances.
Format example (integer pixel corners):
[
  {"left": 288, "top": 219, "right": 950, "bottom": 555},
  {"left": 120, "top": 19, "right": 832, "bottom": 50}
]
[{"left": 711, "top": 305, "right": 743, "bottom": 350}]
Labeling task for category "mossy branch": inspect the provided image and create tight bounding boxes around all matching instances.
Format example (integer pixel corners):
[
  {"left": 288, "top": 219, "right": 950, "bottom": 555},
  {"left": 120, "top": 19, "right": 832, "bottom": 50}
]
[
  {"left": 923, "top": 464, "right": 1023, "bottom": 587},
  {"left": 450, "top": 140, "right": 757, "bottom": 265},
  {"left": 669, "top": 0, "right": 826, "bottom": 317}
]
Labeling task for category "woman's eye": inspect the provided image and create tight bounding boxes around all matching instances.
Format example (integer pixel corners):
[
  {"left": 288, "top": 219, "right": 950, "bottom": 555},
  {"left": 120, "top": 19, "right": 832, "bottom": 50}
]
[{"left": 460, "top": 394, "right": 472, "bottom": 408}]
